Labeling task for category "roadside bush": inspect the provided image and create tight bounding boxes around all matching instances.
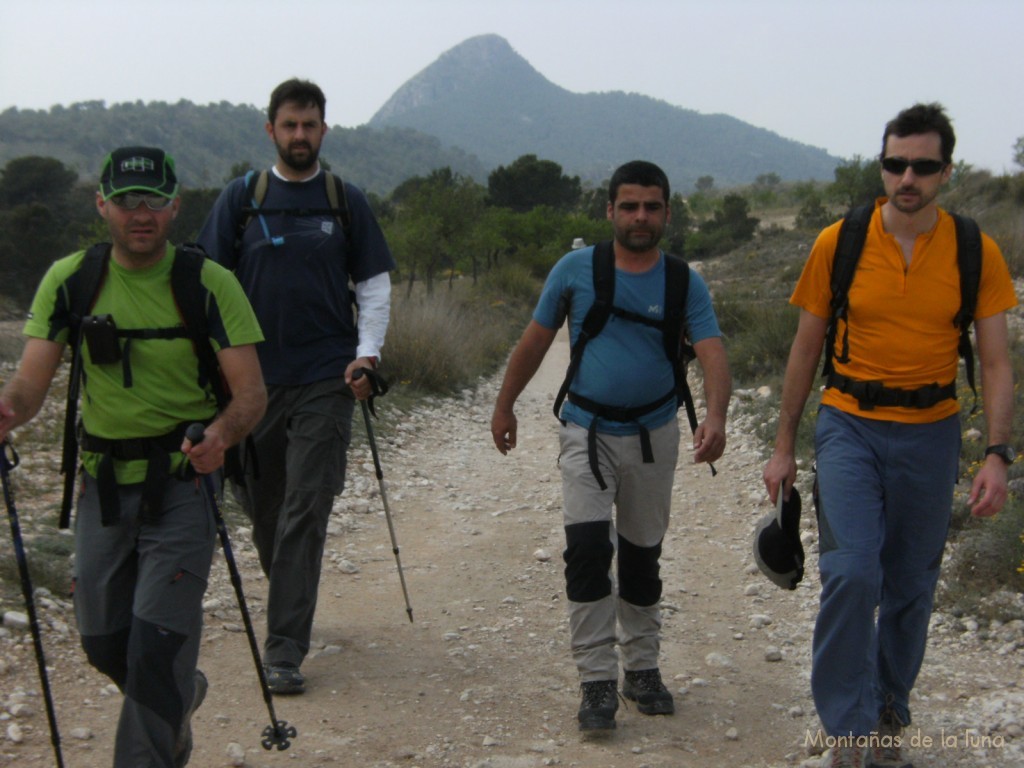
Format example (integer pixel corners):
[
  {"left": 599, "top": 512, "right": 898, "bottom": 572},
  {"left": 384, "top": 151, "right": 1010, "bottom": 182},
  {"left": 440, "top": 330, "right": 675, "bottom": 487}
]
[
  {"left": 478, "top": 261, "right": 541, "bottom": 307},
  {"left": 380, "top": 288, "right": 527, "bottom": 396},
  {"left": 715, "top": 292, "right": 798, "bottom": 385}
]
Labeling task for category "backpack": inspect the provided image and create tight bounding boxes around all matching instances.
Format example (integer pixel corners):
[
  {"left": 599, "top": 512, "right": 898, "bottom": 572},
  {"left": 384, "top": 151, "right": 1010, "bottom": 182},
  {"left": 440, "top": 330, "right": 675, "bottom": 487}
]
[
  {"left": 58, "top": 243, "right": 236, "bottom": 527},
  {"left": 552, "top": 240, "right": 701, "bottom": 489},
  {"left": 822, "top": 203, "right": 982, "bottom": 411},
  {"left": 236, "top": 169, "right": 353, "bottom": 253}
]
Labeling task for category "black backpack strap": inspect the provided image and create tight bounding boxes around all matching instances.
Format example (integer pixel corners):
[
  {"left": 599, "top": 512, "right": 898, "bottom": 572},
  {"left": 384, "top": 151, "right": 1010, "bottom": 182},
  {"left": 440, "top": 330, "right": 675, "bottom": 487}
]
[
  {"left": 59, "top": 243, "right": 112, "bottom": 528},
  {"left": 234, "top": 169, "right": 267, "bottom": 250},
  {"left": 172, "top": 243, "right": 258, "bottom": 480},
  {"left": 952, "top": 212, "right": 982, "bottom": 411},
  {"left": 325, "top": 172, "right": 354, "bottom": 249},
  {"left": 823, "top": 204, "right": 873, "bottom": 377},
  {"left": 170, "top": 244, "right": 226, "bottom": 408},
  {"left": 553, "top": 240, "right": 616, "bottom": 421},
  {"left": 663, "top": 253, "right": 699, "bottom": 433}
]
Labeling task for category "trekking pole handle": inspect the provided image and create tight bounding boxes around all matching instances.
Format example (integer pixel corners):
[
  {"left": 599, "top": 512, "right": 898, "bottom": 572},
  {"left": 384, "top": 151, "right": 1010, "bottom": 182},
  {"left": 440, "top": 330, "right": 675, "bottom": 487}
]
[
  {"left": 1, "top": 439, "right": 19, "bottom": 472},
  {"left": 185, "top": 422, "right": 206, "bottom": 447}
]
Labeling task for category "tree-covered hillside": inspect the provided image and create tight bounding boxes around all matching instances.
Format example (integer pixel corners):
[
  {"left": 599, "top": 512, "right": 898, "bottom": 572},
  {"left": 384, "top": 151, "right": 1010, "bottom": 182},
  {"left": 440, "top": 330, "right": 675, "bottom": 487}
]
[{"left": 0, "top": 101, "right": 486, "bottom": 196}]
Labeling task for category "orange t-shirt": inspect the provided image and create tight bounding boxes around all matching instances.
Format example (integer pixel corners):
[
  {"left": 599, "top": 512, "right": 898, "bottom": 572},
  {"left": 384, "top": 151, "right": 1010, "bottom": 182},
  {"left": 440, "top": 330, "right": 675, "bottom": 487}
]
[{"left": 791, "top": 199, "right": 1017, "bottom": 423}]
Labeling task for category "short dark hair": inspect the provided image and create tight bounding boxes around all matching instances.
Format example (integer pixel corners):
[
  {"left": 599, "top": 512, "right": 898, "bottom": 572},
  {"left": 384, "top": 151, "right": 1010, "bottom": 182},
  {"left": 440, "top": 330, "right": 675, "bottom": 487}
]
[
  {"left": 881, "top": 102, "right": 956, "bottom": 164},
  {"left": 268, "top": 78, "right": 327, "bottom": 124},
  {"left": 608, "top": 160, "right": 671, "bottom": 204}
]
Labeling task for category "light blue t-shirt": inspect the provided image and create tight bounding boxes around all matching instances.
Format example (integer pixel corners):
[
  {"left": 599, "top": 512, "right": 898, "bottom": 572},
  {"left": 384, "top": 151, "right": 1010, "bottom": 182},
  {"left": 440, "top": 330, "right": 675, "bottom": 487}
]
[{"left": 534, "top": 245, "right": 721, "bottom": 435}]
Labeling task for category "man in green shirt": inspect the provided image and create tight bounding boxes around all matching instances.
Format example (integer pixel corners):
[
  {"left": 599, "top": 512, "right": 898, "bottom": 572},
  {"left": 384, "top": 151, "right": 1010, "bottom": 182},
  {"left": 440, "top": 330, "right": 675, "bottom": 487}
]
[{"left": 0, "top": 147, "right": 266, "bottom": 767}]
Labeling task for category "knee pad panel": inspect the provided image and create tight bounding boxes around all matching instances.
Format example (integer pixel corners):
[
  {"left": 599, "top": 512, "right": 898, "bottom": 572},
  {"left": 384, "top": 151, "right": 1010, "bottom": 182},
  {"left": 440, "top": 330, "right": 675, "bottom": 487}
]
[
  {"left": 80, "top": 626, "right": 130, "bottom": 689},
  {"left": 563, "top": 521, "right": 613, "bottom": 602},
  {"left": 126, "top": 617, "right": 187, "bottom": 731},
  {"left": 617, "top": 534, "right": 663, "bottom": 606}
]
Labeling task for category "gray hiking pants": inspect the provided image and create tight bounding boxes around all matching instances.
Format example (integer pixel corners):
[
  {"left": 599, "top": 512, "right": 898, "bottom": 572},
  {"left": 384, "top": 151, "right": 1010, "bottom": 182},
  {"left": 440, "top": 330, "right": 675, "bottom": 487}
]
[
  {"left": 74, "top": 472, "right": 216, "bottom": 768},
  {"left": 233, "top": 378, "right": 354, "bottom": 667},
  {"left": 558, "top": 418, "right": 679, "bottom": 682}
]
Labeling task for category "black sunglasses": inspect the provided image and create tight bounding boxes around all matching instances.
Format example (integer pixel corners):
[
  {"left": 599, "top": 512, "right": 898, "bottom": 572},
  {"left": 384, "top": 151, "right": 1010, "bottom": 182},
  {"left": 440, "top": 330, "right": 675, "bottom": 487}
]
[
  {"left": 110, "top": 192, "right": 175, "bottom": 211},
  {"left": 880, "top": 157, "right": 946, "bottom": 176}
]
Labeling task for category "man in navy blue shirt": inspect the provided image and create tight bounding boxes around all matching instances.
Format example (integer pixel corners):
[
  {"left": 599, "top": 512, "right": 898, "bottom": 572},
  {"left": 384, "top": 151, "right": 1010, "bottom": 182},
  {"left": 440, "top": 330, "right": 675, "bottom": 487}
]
[{"left": 199, "top": 78, "right": 395, "bottom": 695}]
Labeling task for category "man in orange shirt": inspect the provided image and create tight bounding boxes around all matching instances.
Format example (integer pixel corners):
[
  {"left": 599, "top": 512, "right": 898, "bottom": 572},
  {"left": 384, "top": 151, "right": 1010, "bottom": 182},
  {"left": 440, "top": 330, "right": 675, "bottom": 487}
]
[{"left": 763, "top": 103, "right": 1016, "bottom": 768}]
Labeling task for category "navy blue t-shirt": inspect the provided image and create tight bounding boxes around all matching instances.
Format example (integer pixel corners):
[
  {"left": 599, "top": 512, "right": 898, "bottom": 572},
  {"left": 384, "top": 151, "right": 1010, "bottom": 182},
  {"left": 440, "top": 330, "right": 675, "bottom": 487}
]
[{"left": 198, "top": 171, "right": 395, "bottom": 386}]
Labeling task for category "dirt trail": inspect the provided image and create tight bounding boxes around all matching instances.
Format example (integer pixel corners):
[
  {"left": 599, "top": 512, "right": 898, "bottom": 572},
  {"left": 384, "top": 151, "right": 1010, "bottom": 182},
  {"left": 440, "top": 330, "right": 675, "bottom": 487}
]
[{"left": 1, "top": 330, "right": 1021, "bottom": 768}]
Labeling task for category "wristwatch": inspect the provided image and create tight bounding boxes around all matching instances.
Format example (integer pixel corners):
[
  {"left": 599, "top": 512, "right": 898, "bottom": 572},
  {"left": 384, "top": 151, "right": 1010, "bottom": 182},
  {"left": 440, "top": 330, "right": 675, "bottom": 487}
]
[{"left": 984, "top": 444, "right": 1016, "bottom": 465}]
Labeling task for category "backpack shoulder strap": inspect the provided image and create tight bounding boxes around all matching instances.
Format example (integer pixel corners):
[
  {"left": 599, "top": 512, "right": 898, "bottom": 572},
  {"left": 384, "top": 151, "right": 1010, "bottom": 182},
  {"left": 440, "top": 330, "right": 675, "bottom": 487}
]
[
  {"left": 823, "top": 203, "right": 873, "bottom": 376},
  {"left": 585, "top": 239, "right": 616, "bottom": 336},
  {"left": 325, "top": 172, "right": 353, "bottom": 240},
  {"left": 951, "top": 212, "right": 982, "bottom": 331},
  {"left": 662, "top": 252, "right": 690, "bottom": 362},
  {"left": 67, "top": 243, "right": 112, "bottom": 341},
  {"left": 60, "top": 242, "right": 112, "bottom": 528},
  {"left": 662, "top": 252, "right": 699, "bottom": 432},
  {"left": 552, "top": 241, "right": 616, "bottom": 419},
  {"left": 170, "top": 243, "right": 228, "bottom": 408},
  {"left": 234, "top": 169, "right": 268, "bottom": 249},
  {"left": 951, "top": 212, "right": 983, "bottom": 405}
]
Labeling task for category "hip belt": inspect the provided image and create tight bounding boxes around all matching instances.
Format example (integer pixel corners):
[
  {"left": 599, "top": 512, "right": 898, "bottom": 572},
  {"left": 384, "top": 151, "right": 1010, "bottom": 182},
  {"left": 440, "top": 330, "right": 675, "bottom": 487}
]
[
  {"left": 79, "top": 423, "right": 196, "bottom": 527},
  {"left": 566, "top": 388, "right": 675, "bottom": 491},
  {"left": 825, "top": 372, "right": 957, "bottom": 411}
]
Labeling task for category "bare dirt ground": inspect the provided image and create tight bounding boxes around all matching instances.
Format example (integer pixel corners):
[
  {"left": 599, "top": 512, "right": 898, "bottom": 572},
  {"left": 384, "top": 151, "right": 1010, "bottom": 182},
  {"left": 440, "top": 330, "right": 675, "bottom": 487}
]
[{"left": 1, "top": 328, "right": 1022, "bottom": 768}]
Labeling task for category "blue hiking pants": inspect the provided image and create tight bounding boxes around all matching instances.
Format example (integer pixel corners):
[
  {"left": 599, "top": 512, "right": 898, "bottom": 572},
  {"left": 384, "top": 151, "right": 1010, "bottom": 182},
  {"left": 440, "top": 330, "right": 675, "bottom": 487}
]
[{"left": 812, "top": 405, "right": 960, "bottom": 736}]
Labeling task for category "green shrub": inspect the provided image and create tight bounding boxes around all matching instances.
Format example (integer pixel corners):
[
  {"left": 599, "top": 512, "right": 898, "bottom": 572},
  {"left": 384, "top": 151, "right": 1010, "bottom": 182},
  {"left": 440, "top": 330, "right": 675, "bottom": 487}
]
[
  {"left": 715, "top": 293, "right": 798, "bottom": 384},
  {"left": 380, "top": 288, "right": 528, "bottom": 396},
  {"left": 478, "top": 261, "right": 541, "bottom": 307}
]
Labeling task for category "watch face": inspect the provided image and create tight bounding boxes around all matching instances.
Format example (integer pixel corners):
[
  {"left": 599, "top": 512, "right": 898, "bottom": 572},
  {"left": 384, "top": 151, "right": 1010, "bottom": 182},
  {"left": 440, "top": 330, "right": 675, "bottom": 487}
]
[{"left": 987, "top": 445, "right": 1015, "bottom": 464}]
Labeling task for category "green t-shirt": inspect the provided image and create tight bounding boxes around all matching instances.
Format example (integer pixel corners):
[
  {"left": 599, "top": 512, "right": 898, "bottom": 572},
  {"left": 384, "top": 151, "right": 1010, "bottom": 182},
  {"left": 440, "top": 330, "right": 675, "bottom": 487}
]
[{"left": 25, "top": 245, "right": 264, "bottom": 483}]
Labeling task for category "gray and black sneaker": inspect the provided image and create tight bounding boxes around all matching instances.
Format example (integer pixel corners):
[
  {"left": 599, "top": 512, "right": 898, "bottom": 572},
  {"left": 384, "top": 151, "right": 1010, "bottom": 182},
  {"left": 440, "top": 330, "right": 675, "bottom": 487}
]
[
  {"left": 578, "top": 679, "right": 618, "bottom": 731},
  {"left": 174, "top": 669, "right": 208, "bottom": 768},
  {"left": 622, "top": 668, "right": 675, "bottom": 715}
]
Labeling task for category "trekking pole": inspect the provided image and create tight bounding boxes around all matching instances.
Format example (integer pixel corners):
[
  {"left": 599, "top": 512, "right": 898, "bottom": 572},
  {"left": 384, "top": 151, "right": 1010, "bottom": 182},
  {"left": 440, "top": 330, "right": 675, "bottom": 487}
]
[
  {"left": 352, "top": 369, "right": 414, "bottom": 623},
  {"left": 184, "top": 424, "right": 297, "bottom": 752},
  {"left": 0, "top": 439, "right": 65, "bottom": 768}
]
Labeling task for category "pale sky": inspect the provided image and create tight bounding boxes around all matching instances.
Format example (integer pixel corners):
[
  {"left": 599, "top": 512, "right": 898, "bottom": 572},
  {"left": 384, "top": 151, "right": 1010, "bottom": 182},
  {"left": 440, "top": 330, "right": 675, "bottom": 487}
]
[{"left": 2, "top": 0, "right": 1021, "bottom": 174}]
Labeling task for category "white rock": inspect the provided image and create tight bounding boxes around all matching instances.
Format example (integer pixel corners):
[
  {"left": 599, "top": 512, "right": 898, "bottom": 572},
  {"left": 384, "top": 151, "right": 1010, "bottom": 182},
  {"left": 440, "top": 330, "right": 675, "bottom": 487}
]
[
  {"left": 2, "top": 612, "right": 28, "bottom": 631},
  {"left": 7, "top": 703, "right": 31, "bottom": 718},
  {"left": 725, "top": 726, "right": 740, "bottom": 740},
  {"left": 6, "top": 723, "right": 23, "bottom": 743},
  {"left": 705, "top": 652, "right": 733, "bottom": 668},
  {"left": 533, "top": 548, "right": 552, "bottom": 562},
  {"left": 226, "top": 741, "right": 246, "bottom": 766},
  {"left": 764, "top": 646, "right": 783, "bottom": 662},
  {"left": 69, "top": 727, "right": 94, "bottom": 740}
]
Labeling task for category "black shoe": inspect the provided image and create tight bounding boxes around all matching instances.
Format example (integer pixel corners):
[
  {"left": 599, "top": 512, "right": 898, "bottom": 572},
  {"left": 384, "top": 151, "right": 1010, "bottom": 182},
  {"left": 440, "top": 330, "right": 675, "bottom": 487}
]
[
  {"left": 264, "top": 663, "right": 305, "bottom": 695},
  {"left": 578, "top": 679, "right": 618, "bottom": 731},
  {"left": 622, "top": 668, "right": 675, "bottom": 715},
  {"left": 174, "top": 669, "right": 208, "bottom": 767}
]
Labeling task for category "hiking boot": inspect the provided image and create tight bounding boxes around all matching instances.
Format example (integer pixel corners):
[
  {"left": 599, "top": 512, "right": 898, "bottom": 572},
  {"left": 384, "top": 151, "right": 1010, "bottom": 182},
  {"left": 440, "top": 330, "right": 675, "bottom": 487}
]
[
  {"left": 822, "top": 745, "right": 866, "bottom": 768},
  {"left": 869, "top": 708, "right": 913, "bottom": 768},
  {"left": 174, "top": 669, "right": 208, "bottom": 767},
  {"left": 577, "top": 680, "right": 618, "bottom": 731},
  {"left": 264, "top": 663, "right": 305, "bottom": 695},
  {"left": 622, "top": 668, "right": 675, "bottom": 715}
]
